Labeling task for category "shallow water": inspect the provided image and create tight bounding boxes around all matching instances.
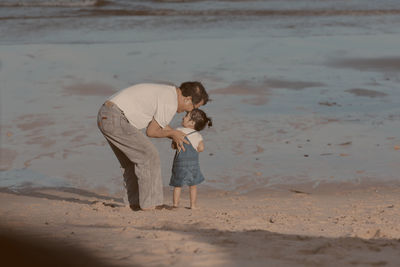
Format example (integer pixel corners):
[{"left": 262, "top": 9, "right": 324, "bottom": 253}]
[{"left": 1, "top": 0, "right": 400, "bottom": 195}]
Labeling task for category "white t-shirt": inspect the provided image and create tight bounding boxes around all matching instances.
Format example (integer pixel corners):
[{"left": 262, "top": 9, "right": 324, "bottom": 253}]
[
  {"left": 109, "top": 83, "right": 178, "bottom": 129},
  {"left": 177, "top": 127, "right": 203, "bottom": 151}
]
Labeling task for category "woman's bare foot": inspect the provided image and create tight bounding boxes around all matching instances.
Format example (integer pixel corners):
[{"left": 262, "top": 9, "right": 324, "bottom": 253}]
[
  {"left": 140, "top": 206, "right": 155, "bottom": 211},
  {"left": 129, "top": 204, "right": 141, "bottom": 211},
  {"left": 140, "top": 204, "right": 174, "bottom": 211},
  {"left": 156, "top": 204, "right": 174, "bottom": 210}
]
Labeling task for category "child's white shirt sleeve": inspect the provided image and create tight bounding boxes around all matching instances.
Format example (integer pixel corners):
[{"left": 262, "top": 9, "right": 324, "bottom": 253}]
[{"left": 177, "top": 127, "right": 203, "bottom": 151}]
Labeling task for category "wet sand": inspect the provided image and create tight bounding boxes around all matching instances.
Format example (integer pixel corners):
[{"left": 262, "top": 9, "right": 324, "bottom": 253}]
[{"left": 1, "top": 35, "right": 399, "bottom": 194}]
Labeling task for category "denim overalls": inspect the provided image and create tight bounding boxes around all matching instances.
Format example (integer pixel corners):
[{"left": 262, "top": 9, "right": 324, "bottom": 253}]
[{"left": 169, "top": 131, "right": 205, "bottom": 187}]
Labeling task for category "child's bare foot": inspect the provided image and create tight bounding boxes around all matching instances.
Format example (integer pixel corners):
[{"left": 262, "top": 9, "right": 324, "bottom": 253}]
[{"left": 189, "top": 206, "right": 198, "bottom": 210}]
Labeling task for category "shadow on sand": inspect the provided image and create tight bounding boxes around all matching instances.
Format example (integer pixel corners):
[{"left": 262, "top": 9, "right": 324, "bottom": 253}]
[
  {"left": 0, "top": 226, "right": 131, "bottom": 267},
  {"left": 0, "top": 186, "right": 124, "bottom": 207},
  {"left": 138, "top": 223, "right": 400, "bottom": 266}
]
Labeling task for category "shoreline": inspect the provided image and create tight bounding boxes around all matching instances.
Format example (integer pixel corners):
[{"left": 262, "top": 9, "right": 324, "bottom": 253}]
[{"left": 2, "top": 176, "right": 400, "bottom": 201}]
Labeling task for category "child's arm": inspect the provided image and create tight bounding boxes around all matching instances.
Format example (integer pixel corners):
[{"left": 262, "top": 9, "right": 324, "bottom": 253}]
[{"left": 197, "top": 141, "right": 204, "bottom": 152}]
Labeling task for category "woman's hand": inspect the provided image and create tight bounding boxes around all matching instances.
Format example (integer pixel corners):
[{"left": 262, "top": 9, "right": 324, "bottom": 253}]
[
  {"left": 172, "top": 130, "right": 188, "bottom": 152},
  {"left": 171, "top": 141, "right": 177, "bottom": 150},
  {"left": 146, "top": 119, "right": 188, "bottom": 151}
]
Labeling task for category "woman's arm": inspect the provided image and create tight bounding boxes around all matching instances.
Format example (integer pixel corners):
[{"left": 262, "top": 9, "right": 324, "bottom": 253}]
[
  {"left": 164, "top": 125, "right": 174, "bottom": 131},
  {"left": 165, "top": 125, "right": 178, "bottom": 150},
  {"left": 146, "top": 118, "right": 188, "bottom": 151},
  {"left": 197, "top": 140, "right": 204, "bottom": 152}
]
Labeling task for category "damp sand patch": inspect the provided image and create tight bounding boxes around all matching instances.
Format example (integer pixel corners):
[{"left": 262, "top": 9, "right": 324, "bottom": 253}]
[
  {"left": 0, "top": 148, "right": 17, "bottom": 171},
  {"left": 345, "top": 88, "right": 388, "bottom": 98},
  {"left": 210, "top": 79, "right": 324, "bottom": 105},
  {"left": 210, "top": 80, "right": 270, "bottom": 106},
  {"left": 62, "top": 82, "right": 116, "bottom": 96},
  {"left": 211, "top": 79, "right": 324, "bottom": 95},
  {"left": 15, "top": 114, "right": 55, "bottom": 131},
  {"left": 262, "top": 79, "right": 324, "bottom": 91},
  {"left": 327, "top": 57, "right": 400, "bottom": 72}
]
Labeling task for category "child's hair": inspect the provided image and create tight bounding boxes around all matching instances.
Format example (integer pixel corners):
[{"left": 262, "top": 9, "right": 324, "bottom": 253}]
[{"left": 189, "top": 109, "right": 212, "bottom": 131}]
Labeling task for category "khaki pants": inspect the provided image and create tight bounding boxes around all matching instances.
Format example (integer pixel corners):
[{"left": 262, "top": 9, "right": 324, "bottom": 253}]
[{"left": 97, "top": 102, "right": 163, "bottom": 209}]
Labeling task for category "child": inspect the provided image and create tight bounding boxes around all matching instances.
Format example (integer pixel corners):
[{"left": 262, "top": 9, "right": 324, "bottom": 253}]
[{"left": 169, "top": 108, "right": 212, "bottom": 209}]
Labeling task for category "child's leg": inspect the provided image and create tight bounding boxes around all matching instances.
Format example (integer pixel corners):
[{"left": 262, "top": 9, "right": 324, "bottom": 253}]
[
  {"left": 173, "top": 187, "right": 181, "bottom": 207},
  {"left": 189, "top": 185, "right": 197, "bottom": 209}
]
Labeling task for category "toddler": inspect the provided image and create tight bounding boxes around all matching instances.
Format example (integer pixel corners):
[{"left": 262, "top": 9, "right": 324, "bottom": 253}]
[{"left": 169, "top": 108, "right": 212, "bottom": 209}]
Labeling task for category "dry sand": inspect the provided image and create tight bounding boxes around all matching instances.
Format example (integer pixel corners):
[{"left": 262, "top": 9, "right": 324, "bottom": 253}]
[{"left": 1, "top": 183, "right": 399, "bottom": 267}]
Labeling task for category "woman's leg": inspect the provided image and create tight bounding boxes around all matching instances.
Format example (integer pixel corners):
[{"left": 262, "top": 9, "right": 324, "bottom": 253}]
[
  {"left": 98, "top": 104, "right": 163, "bottom": 210},
  {"left": 106, "top": 140, "right": 139, "bottom": 209}
]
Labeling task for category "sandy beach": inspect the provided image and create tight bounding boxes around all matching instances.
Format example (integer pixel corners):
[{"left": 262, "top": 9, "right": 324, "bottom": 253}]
[
  {"left": 1, "top": 183, "right": 400, "bottom": 267},
  {"left": 1, "top": 0, "right": 400, "bottom": 266}
]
